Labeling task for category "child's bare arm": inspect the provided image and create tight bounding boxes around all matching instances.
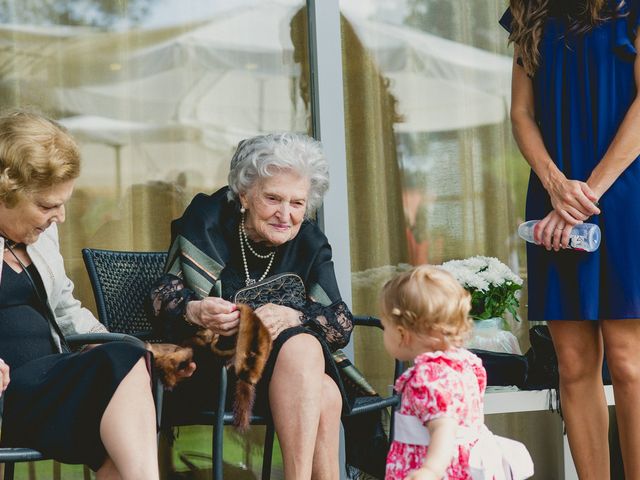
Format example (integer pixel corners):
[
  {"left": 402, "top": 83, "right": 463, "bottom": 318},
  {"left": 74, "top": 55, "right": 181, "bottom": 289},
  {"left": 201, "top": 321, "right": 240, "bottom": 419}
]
[{"left": 404, "top": 417, "right": 457, "bottom": 480}]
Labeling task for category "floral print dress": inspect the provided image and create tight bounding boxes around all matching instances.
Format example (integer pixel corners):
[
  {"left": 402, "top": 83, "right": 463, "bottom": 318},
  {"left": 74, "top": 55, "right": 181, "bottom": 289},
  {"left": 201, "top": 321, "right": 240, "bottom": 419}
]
[{"left": 386, "top": 348, "right": 488, "bottom": 480}]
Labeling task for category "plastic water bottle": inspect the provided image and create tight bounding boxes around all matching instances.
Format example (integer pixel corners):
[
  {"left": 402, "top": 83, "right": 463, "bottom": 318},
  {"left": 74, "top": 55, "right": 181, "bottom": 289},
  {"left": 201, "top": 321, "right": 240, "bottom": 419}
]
[{"left": 518, "top": 220, "right": 601, "bottom": 252}]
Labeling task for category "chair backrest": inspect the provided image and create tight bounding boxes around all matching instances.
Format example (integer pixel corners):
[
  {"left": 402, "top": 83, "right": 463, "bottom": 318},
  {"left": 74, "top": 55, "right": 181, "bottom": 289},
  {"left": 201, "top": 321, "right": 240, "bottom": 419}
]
[{"left": 82, "top": 248, "right": 167, "bottom": 336}]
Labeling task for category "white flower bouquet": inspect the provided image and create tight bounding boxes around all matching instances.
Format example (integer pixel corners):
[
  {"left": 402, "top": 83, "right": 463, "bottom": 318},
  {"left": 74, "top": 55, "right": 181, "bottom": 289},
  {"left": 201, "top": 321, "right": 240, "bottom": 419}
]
[{"left": 440, "top": 256, "right": 523, "bottom": 322}]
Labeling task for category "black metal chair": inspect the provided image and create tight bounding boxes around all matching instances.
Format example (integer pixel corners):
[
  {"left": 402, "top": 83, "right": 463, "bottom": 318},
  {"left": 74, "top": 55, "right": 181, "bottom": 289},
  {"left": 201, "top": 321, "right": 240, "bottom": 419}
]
[
  {"left": 0, "top": 332, "right": 147, "bottom": 480},
  {"left": 0, "top": 448, "right": 45, "bottom": 480},
  {"left": 82, "top": 247, "right": 401, "bottom": 480},
  {"left": 344, "top": 315, "right": 403, "bottom": 417},
  {"left": 81, "top": 248, "right": 269, "bottom": 480}
]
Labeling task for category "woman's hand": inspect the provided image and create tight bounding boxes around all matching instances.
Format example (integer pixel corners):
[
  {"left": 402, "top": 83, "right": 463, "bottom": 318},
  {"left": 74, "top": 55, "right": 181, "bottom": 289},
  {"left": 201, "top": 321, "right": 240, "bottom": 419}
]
[
  {"left": 254, "top": 304, "right": 302, "bottom": 340},
  {"left": 533, "top": 210, "right": 575, "bottom": 251},
  {"left": 545, "top": 169, "right": 600, "bottom": 223},
  {"left": 0, "top": 358, "right": 10, "bottom": 396},
  {"left": 185, "top": 298, "right": 240, "bottom": 336},
  {"left": 510, "top": 52, "right": 599, "bottom": 223}
]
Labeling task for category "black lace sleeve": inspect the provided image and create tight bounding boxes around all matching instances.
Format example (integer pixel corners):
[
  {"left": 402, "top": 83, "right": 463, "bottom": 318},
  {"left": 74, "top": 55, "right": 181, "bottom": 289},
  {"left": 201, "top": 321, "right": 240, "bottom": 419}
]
[
  {"left": 147, "top": 273, "right": 200, "bottom": 342},
  {"left": 301, "top": 299, "right": 353, "bottom": 351}
]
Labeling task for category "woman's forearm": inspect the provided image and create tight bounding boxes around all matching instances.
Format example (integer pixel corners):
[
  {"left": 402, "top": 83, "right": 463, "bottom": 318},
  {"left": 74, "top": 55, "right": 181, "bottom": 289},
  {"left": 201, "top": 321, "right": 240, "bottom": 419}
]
[
  {"left": 509, "top": 52, "right": 599, "bottom": 222},
  {"left": 511, "top": 111, "right": 563, "bottom": 190},
  {"left": 300, "top": 299, "right": 353, "bottom": 350},
  {"left": 587, "top": 33, "right": 640, "bottom": 197},
  {"left": 147, "top": 274, "right": 200, "bottom": 342},
  {"left": 588, "top": 95, "right": 640, "bottom": 198},
  {"left": 509, "top": 52, "right": 560, "bottom": 189}
]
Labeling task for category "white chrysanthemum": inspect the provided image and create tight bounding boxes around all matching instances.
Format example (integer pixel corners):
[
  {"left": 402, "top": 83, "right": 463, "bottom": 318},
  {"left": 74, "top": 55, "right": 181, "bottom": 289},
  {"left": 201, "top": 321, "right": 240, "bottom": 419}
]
[
  {"left": 440, "top": 255, "right": 523, "bottom": 320},
  {"left": 441, "top": 255, "right": 522, "bottom": 290}
]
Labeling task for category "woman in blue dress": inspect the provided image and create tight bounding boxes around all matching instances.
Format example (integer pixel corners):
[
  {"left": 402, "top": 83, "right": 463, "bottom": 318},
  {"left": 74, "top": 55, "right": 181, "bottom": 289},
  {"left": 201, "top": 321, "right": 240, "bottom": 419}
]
[{"left": 502, "top": 1, "right": 640, "bottom": 477}]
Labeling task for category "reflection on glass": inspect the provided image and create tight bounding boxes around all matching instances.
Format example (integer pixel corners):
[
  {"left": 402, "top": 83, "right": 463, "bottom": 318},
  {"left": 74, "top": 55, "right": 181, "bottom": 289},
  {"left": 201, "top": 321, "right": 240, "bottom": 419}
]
[
  {"left": 0, "top": 0, "right": 309, "bottom": 293},
  {"left": 339, "top": 0, "right": 528, "bottom": 396},
  {"left": 339, "top": 0, "right": 526, "bottom": 309},
  {"left": 0, "top": 2, "right": 307, "bottom": 478},
  {"left": 339, "top": 1, "right": 558, "bottom": 475}
]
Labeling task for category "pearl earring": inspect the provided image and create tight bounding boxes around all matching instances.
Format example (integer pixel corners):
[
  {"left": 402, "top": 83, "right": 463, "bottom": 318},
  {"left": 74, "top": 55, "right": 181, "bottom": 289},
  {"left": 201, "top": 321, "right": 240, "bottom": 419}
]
[{"left": 240, "top": 206, "right": 246, "bottom": 214}]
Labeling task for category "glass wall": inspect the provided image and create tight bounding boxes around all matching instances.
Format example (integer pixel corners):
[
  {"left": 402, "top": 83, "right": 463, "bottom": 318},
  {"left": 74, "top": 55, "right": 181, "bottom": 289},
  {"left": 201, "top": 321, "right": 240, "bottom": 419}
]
[
  {"left": 338, "top": 1, "right": 563, "bottom": 477},
  {"left": 1, "top": 0, "right": 587, "bottom": 477},
  {"left": 0, "top": 0, "right": 310, "bottom": 309},
  {"left": 337, "top": 0, "right": 529, "bottom": 381},
  {"left": 0, "top": 0, "right": 308, "bottom": 478}
]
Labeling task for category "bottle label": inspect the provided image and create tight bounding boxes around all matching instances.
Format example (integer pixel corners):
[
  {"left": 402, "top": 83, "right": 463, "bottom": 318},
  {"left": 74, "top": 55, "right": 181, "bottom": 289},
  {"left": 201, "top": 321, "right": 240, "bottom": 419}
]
[{"left": 568, "top": 235, "right": 586, "bottom": 251}]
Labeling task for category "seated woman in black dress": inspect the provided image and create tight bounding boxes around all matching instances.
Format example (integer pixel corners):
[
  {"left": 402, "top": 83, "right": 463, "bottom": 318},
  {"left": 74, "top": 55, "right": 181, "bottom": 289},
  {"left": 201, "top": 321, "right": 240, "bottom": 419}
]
[
  {"left": 149, "top": 133, "right": 354, "bottom": 479},
  {"left": 0, "top": 109, "right": 160, "bottom": 479}
]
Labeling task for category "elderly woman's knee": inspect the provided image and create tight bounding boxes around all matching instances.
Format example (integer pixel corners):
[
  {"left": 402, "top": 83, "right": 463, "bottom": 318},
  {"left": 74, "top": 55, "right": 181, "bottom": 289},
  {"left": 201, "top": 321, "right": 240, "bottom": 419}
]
[
  {"left": 279, "top": 333, "right": 323, "bottom": 363},
  {"left": 321, "top": 376, "right": 342, "bottom": 413}
]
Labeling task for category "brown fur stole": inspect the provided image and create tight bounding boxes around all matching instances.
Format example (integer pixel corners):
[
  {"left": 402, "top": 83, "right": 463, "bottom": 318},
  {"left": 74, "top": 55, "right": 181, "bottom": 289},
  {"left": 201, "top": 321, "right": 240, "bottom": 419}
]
[
  {"left": 232, "top": 304, "right": 273, "bottom": 431},
  {"left": 147, "top": 304, "right": 272, "bottom": 430}
]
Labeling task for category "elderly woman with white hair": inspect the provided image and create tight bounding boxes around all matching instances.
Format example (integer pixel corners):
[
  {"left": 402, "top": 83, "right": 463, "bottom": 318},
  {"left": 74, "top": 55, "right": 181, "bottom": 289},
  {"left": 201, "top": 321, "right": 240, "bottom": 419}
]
[{"left": 149, "top": 132, "right": 354, "bottom": 479}]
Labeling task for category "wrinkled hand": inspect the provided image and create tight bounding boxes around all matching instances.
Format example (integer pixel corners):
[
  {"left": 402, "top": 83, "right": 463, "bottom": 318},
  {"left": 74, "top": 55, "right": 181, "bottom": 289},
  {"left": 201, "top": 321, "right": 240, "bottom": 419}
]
[
  {"left": 0, "top": 358, "right": 9, "bottom": 397},
  {"left": 534, "top": 210, "right": 576, "bottom": 250},
  {"left": 404, "top": 467, "right": 440, "bottom": 480},
  {"left": 546, "top": 172, "right": 600, "bottom": 223},
  {"left": 186, "top": 297, "right": 240, "bottom": 336},
  {"left": 254, "top": 304, "right": 302, "bottom": 340}
]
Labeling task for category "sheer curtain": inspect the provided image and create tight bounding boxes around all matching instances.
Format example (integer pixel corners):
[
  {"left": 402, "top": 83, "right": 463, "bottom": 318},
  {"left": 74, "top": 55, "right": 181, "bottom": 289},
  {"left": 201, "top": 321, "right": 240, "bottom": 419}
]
[
  {"left": 1, "top": 1, "right": 308, "bottom": 478},
  {"left": 338, "top": 0, "right": 529, "bottom": 383},
  {"left": 338, "top": 1, "right": 564, "bottom": 477}
]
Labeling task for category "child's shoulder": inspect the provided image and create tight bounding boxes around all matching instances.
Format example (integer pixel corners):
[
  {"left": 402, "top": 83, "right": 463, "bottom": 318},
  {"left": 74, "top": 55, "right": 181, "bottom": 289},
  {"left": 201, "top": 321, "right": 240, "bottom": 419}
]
[
  {"left": 401, "top": 349, "right": 468, "bottom": 381},
  {"left": 414, "top": 347, "right": 481, "bottom": 368},
  {"left": 412, "top": 349, "right": 482, "bottom": 380}
]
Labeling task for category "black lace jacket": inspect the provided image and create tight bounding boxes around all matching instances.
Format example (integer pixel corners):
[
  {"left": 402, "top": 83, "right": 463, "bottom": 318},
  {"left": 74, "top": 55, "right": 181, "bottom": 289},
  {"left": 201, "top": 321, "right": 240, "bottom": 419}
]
[{"left": 148, "top": 187, "right": 353, "bottom": 351}]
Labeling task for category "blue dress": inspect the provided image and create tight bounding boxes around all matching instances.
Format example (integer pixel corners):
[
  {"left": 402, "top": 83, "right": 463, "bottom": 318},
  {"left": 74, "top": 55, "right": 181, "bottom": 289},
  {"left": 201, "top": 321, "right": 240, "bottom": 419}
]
[{"left": 501, "top": 2, "right": 640, "bottom": 321}]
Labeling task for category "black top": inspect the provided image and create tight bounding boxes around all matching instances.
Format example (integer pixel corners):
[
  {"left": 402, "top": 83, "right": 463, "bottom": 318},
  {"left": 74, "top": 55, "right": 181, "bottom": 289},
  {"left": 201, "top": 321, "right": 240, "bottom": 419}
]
[
  {"left": 148, "top": 186, "right": 353, "bottom": 351},
  {"left": 0, "top": 262, "right": 57, "bottom": 369}
]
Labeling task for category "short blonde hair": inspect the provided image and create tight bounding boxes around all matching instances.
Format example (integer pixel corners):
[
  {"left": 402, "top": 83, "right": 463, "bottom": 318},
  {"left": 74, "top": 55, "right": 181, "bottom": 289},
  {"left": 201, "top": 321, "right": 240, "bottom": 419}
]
[
  {"left": 380, "top": 265, "right": 472, "bottom": 347},
  {"left": 0, "top": 109, "right": 80, "bottom": 207}
]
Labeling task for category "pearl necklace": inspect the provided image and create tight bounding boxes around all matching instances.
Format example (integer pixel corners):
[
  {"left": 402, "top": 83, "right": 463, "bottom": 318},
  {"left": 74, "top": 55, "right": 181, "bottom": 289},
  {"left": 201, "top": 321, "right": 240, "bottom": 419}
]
[
  {"left": 239, "top": 215, "right": 275, "bottom": 286},
  {"left": 240, "top": 214, "right": 273, "bottom": 259}
]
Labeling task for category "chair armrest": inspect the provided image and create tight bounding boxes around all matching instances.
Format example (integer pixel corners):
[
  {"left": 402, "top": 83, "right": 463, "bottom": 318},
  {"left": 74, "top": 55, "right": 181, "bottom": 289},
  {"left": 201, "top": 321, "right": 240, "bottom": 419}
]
[
  {"left": 118, "top": 329, "right": 157, "bottom": 342},
  {"left": 352, "top": 315, "right": 405, "bottom": 382},
  {"left": 66, "top": 332, "right": 146, "bottom": 349},
  {"left": 353, "top": 315, "right": 382, "bottom": 329},
  {"left": 0, "top": 448, "right": 47, "bottom": 462}
]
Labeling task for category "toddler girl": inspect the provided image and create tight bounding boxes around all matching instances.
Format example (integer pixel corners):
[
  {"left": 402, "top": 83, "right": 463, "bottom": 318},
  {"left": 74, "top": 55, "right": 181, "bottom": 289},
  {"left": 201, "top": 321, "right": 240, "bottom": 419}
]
[{"left": 381, "top": 265, "right": 532, "bottom": 480}]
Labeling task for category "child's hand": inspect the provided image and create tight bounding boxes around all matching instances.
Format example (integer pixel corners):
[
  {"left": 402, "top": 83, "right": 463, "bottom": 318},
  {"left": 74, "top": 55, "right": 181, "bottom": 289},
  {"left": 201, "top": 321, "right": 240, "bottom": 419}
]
[{"left": 404, "top": 466, "right": 440, "bottom": 480}]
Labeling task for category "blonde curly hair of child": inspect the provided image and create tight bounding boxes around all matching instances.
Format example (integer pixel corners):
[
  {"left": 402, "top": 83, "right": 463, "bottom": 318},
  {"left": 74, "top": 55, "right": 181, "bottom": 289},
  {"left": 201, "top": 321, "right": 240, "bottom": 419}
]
[{"left": 380, "top": 264, "right": 473, "bottom": 348}]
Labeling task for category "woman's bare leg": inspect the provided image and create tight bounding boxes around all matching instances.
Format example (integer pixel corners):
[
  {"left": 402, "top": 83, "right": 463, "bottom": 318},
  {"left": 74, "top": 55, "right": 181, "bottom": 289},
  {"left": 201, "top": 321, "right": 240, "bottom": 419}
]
[
  {"left": 602, "top": 319, "right": 640, "bottom": 480},
  {"left": 97, "top": 358, "right": 159, "bottom": 480},
  {"left": 310, "top": 374, "right": 341, "bottom": 480},
  {"left": 548, "top": 321, "right": 609, "bottom": 480},
  {"left": 269, "top": 334, "right": 326, "bottom": 480},
  {"left": 95, "top": 457, "right": 119, "bottom": 480}
]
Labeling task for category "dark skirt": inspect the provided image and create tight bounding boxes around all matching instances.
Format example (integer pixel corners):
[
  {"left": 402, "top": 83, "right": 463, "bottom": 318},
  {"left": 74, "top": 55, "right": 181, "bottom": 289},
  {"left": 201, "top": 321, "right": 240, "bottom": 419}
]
[
  {"left": 0, "top": 342, "right": 149, "bottom": 471},
  {"left": 162, "top": 326, "right": 347, "bottom": 420}
]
